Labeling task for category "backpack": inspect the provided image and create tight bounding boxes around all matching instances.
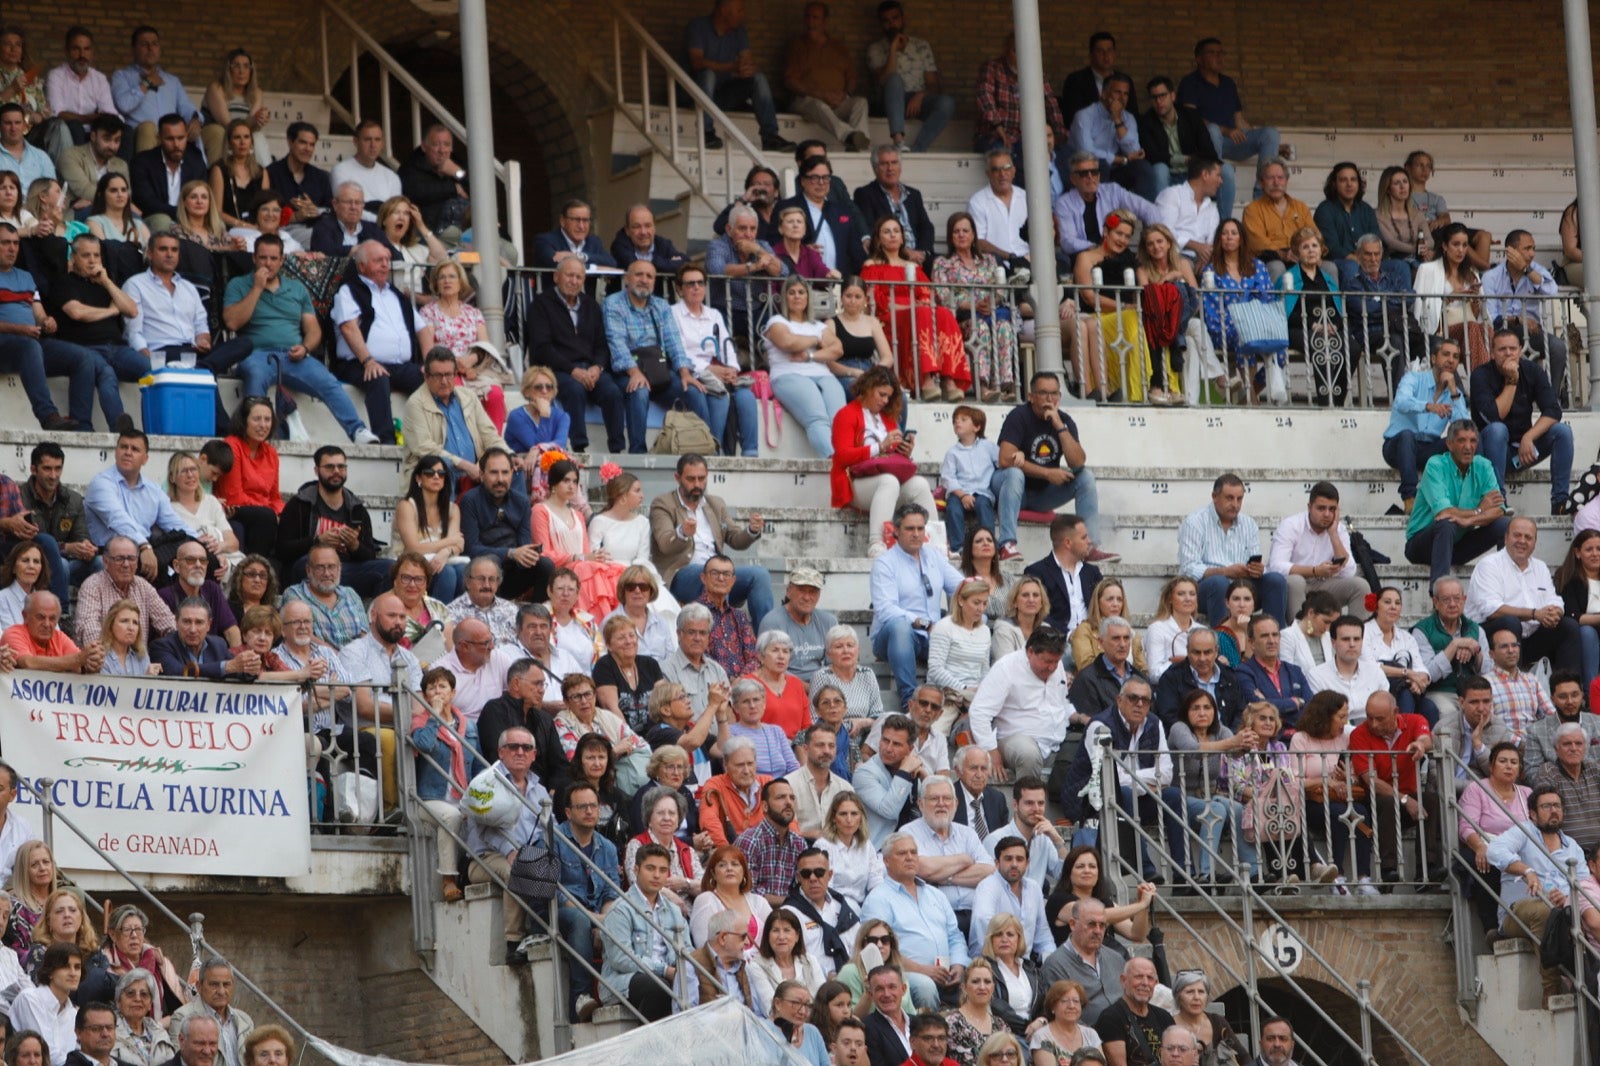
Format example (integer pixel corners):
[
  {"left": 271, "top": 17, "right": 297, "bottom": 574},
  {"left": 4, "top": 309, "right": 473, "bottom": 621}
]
[{"left": 651, "top": 402, "right": 719, "bottom": 455}]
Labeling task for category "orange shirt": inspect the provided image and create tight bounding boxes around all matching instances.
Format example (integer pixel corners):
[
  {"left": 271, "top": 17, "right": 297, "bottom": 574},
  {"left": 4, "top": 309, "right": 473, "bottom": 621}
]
[
  {"left": 215, "top": 435, "right": 284, "bottom": 514},
  {"left": 1242, "top": 195, "right": 1317, "bottom": 258},
  {"left": 4, "top": 623, "right": 80, "bottom": 659}
]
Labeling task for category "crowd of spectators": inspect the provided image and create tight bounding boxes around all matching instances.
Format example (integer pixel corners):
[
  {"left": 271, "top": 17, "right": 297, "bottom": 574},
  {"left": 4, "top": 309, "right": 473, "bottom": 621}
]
[{"left": 1, "top": 8, "right": 1597, "bottom": 1066}]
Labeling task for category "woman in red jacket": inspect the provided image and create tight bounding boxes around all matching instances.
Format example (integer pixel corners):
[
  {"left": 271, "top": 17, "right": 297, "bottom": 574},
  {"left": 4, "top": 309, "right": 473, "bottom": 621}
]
[
  {"left": 213, "top": 396, "right": 283, "bottom": 560},
  {"left": 829, "top": 366, "right": 937, "bottom": 558}
]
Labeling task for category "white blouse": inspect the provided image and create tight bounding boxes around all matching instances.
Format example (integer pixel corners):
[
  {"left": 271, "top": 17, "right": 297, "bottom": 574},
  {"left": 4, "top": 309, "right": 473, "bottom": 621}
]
[
  {"left": 1144, "top": 616, "right": 1208, "bottom": 681},
  {"left": 763, "top": 318, "right": 833, "bottom": 379},
  {"left": 1361, "top": 619, "right": 1426, "bottom": 672},
  {"left": 816, "top": 836, "right": 886, "bottom": 909}
]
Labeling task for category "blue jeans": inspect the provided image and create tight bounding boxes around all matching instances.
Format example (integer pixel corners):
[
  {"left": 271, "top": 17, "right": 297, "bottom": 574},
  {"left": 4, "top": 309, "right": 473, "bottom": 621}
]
[
  {"left": 85, "top": 344, "right": 150, "bottom": 424},
  {"left": 1582, "top": 625, "right": 1600, "bottom": 690},
  {"left": 556, "top": 903, "right": 597, "bottom": 1011},
  {"left": 871, "top": 616, "right": 928, "bottom": 711},
  {"left": 1480, "top": 420, "right": 1574, "bottom": 507},
  {"left": 723, "top": 386, "right": 760, "bottom": 456},
  {"left": 554, "top": 367, "right": 626, "bottom": 452},
  {"left": 882, "top": 75, "right": 955, "bottom": 152},
  {"left": 1184, "top": 794, "right": 1256, "bottom": 878},
  {"left": 1105, "top": 159, "right": 1160, "bottom": 203},
  {"left": 612, "top": 370, "right": 687, "bottom": 454},
  {"left": 238, "top": 349, "right": 369, "bottom": 440},
  {"left": 694, "top": 71, "right": 779, "bottom": 137},
  {"left": 1214, "top": 162, "right": 1239, "bottom": 226},
  {"left": 0, "top": 334, "right": 59, "bottom": 423},
  {"left": 41, "top": 339, "right": 102, "bottom": 426},
  {"left": 768, "top": 372, "right": 846, "bottom": 458},
  {"left": 1403, "top": 517, "right": 1510, "bottom": 585},
  {"left": 991, "top": 465, "right": 1102, "bottom": 548},
  {"left": 1198, "top": 572, "right": 1288, "bottom": 626},
  {"left": 943, "top": 493, "right": 995, "bottom": 551},
  {"left": 430, "top": 560, "right": 466, "bottom": 602},
  {"left": 27, "top": 532, "right": 69, "bottom": 605},
  {"left": 1118, "top": 783, "right": 1188, "bottom": 879},
  {"left": 669, "top": 563, "right": 774, "bottom": 630},
  {"left": 1381, "top": 431, "right": 1451, "bottom": 502},
  {"left": 1206, "top": 123, "right": 1282, "bottom": 197}
]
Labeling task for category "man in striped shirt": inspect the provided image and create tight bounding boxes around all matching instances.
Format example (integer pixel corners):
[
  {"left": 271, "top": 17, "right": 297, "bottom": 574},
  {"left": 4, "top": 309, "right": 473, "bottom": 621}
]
[{"left": 1176, "top": 473, "right": 1288, "bottom": 625}]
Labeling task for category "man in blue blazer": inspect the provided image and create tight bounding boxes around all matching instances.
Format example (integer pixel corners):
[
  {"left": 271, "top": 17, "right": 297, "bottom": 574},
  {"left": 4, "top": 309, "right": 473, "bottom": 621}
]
[
  {"left": 128, "top": 113, "right": 205, "bottom": 230},
  {"left": 1023, "top": 514, "right": 1103, "bottom": 634},
  {"left": 151, "top": 598, "right": 256, "bottom": 679},
  {"left": 851, "top": 144, "right": 935, "bottom": 263},
  {"left": 1233, "top": 615, "right": 1313, "bottom": 728},
  {"left": 307, "top": 183, "right": 390, "bottom": 256},
  {"left": 777, "top": 155, "right": 867, "bottom": 276},
  {"left": 530, "top": 198, "right": 618, "bottom": 270}
]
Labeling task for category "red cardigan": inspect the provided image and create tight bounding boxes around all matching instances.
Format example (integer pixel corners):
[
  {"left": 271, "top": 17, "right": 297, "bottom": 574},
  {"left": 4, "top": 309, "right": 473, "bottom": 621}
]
[
  {"left": 829, "top": 401, "right": 901, "bottom": 508},
  {"left": 215, "top": 436, "right": 283, "bottom": 513}
]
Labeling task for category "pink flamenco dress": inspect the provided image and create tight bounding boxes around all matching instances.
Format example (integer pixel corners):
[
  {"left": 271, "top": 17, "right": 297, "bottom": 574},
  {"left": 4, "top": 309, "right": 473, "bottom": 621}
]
[
  {"left": 532, "top": 501, "right": 625, "bottom": 618},
  {"left": 862, "top": 261, "right": 973, "bottom": 393}
]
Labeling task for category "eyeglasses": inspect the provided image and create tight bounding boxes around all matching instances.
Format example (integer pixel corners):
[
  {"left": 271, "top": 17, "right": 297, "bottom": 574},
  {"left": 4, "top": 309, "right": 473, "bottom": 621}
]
[
  {"left": 623, "top": 582, "right": 652, "bottom": 592},
  {"left": 530, "top": 383, "right": 555, "bottom": 393},
  {"left": 395, "top": 574, "right": 426, "bottom": 585},
  {"left": 1122, "top": 693, "right": 1152, "bottom": 705},
  {"left": 106, "top": 554, "right": 137, "bottom": 564},
  {"left": 991, "top": 1052, "right": 1020, "bottom": 1062},
  {"left": 914, "top": 698, "right": 941, "bottom": 709},
  {"left": 987, "top": 164, "right": 1014, "bottom": 173},
  {"left": 705, "top": 569, "right": 735, "bottom": 580},
  {"left": 781, "top": 997, "right": 813, "bottom": 1009},
  {"left": 863, "top": 934, "right": 892, "bottom": 945},
  {"left": 568, "top": 691, "right": 596, "bottom": 702},
  {"left": 419, "top": 468, "right": 447, "bottom": 478},
  {"left": 501, "top": 743, "right": 534, "bottom": 752},
  {"left": 680, "top": 279, "right": 707, "bottom": 288},
  {"left": 240, "top": 568, "right": 269, "bottom": 580},
  {"left": 797, "top": 867, "right": 829, "bottom": 879}
]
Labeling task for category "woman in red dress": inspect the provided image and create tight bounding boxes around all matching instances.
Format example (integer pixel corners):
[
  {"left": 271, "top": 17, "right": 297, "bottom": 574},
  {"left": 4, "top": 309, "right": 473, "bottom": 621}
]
[{"left": 861, "top": 215, "right": 972, "bottom": 402}]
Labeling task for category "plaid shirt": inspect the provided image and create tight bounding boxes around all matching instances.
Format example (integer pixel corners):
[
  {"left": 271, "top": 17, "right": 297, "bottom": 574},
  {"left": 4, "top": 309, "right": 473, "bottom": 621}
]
[
  {"left": 0, "top": 475, "right": 22, "bottom": 530},
  {"left": 1489, "top": 666, "right": 1554, "bottom": 742},
  {"left": 445, "top": 594, "right": 520, "bottom": 648},
  {"left": 735, "top": 818, "right": 806, "bottom": 899},
  {"left": 700, "top": 593, "right": 757, "bottom": 678},
  {"left": 973, "top": 57, "right": 1065, "bottom": 148},
  {"left": 283, "top": 582, "right": 369, "bottom": 648}
]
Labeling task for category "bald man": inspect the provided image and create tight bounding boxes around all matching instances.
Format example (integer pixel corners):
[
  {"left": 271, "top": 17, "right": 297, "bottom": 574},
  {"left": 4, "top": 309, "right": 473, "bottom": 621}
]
[{"left": 432, "top": 618, "right": 519, "bottom": 722}]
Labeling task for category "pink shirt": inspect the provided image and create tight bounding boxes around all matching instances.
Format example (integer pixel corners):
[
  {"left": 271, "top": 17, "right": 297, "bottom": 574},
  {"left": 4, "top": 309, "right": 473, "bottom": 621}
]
[
  {"left": 1287, "top": 730, "right": 1348, "bottom": 784},
  {"left": 1457, "top": 781, "right": 1531, "bottom": 844}
]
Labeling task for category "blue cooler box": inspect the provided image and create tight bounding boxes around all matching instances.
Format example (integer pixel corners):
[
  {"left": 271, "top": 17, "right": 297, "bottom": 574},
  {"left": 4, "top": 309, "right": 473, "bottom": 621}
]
[{"left": 141, "top": 368, "right": 217, "bottom": 436}]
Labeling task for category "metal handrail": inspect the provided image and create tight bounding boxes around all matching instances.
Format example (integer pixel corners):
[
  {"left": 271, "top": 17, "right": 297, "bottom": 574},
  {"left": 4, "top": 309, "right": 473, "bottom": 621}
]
[
  {"left": 318, "top": 0, "right": 524, "bottom": 262},
  {"left": 1097, "top": 738, "right": 1439, "bottom": 1065},
  {"left": 591, "top": 0, "right": 766, "bottom": 216}
]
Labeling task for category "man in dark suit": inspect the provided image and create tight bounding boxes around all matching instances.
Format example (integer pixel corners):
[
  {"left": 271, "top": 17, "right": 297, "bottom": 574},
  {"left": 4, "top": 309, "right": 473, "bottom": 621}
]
[
  {"left": 952, "top": 745, "right": 1010, "bottom": 838},
  {"left": 777, "top": 154, "right": 867, "bottom": 276},
  {"left": 477, "top": 659, "right": 571, "bottom": 790},
  {"left": 1061, "top": 32, "right": 1137, "bottom": 118},
  {"left": 863, "top": 964, "right": 916, "bottom": 1066},
  {"left": 307, "top": 182, "right": 389, "bottom": 256},
  {"left": 524, "top": 256, "right": 627, "bottom": 453},
  {"left": 851, "top": 144, "right": 935, "bottom": 264},
  {"left": 608, "top": 204, "right": 689, "bottom": 276},
  {"left": 530, "top": 198, "right": 618, "bottom": 270},
  {"left": 1153, "top": 628, "right": 1248, "bottom": 730},
  {"left": 128, "top": 112, "right": 205, "bottom": 231},
  {"left": 1068, "top": 616, "right": 1150, "bottom": 719},
  {"left": 1138, "top": 75, "right": 1221, "bottom": 185},
  {"left": 151, "top": 598, "right": 256, "bottom": 679},
  {"left": 1023, "top": 514, "right": 1103, "bottom": 634}
]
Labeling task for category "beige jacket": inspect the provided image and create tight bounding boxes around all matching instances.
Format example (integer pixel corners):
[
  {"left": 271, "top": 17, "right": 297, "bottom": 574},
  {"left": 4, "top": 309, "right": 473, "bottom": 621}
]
[
  {"left": 647, "top": 490, "right": 759, "bottom": 583},
  {"left": 402, "top": 383, "right": 507, "bottom": 483}
]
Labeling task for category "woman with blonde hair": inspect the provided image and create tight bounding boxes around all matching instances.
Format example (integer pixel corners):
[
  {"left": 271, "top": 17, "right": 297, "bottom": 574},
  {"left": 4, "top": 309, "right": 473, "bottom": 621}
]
[
  {"left": 419, "top": 261, "right": 489, "bottom": 359},
  {"left": 1144, "top": 576, "right": 1205, "bottom": 682},
  {"left": 5, "top": 842, "right": 60, "bottom": 959},
  {"left": 992, "top": 576, "right": 1049, "bottom": 660},
  {"left": 23, "top": 179, "right": 83, "bottom": 242},
  {"left": 927, "top": 578, "right": 991, "bottom": 733},
  {"left": 590, "top": 472, "right": 676, "bottom": 619},
  {"left": 201, "top": 48, "right": 270, "bottom": 166},
  {"left": 1029, "top": 980, "right": 1101, "bottom": 1063},
  {"left": 815, "top": 793, "right": 884, "bottom": 909},
  {"left": 943, "top": 957, "right": 1010, "bottom": 1066},
  {"left": 174, "top": 181, "right": 244, "bottom": 252},
  {"left": 1069, "top": 577, "right": 1147, "bottom": 672},
  {"left": 27, "top": 888, "right": 114, "bottom": 1001},
  {"left": 1375, "top": 164, "right": 1434, "bottom": 266},
  {"left": 166, "top": 453, "right": 243, "bottom": 580},
  {"left": 101, "top": 600, "right": 159, "bottom": 677},
  {"left": 208, "top": 119, "right": 269, "bottom": 228},
  {"left": 979, "top": 913, "right": 1041, "bottom": 1037},
  {"left": 763, "top": 275, "right": 848, "bottom": 456},
  {"left": 505, "top": 365, "right": 570, "bottom": 454}
]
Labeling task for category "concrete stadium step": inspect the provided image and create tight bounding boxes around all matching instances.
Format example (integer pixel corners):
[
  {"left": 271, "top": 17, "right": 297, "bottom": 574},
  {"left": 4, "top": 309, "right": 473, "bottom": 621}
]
[
  {"left": 611, "top": 104, "right": 971, "bottom": 163},
  {"left": 184, "top": 88, "right": 345, "bottom": 169},
  {"left": 1281, "top": 127, "right": 1579, "bottom": 167},
  {"left": 1469, "top": 938, "right": 1577, "bottom": 1063}
]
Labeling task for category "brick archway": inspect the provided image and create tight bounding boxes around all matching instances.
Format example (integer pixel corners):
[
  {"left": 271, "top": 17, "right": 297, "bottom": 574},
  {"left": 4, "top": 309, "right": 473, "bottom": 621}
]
[{"left": 1216, "top": 977, "right": 1404, "bottom": 1066}]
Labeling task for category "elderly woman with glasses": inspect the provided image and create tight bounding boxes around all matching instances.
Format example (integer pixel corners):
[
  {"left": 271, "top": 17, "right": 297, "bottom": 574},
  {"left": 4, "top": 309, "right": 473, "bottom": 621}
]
[
  {"left": 769, "top": 978, "right": 832, "bottom": 1066},
  {"left": 727, "top": 678, "right": 800, "bottom": 777},
  {"left": 101, "top": 906, "right": 186, "bottom": 1019},
  {"left": 112, "top": 969, "right": 176, "bottom": 1066},
  {"left": 506, "top": 365, "right": 571, "bottom": 455},
  {"left": 1169, "top": 970, "right": 1247, "bottom": 1066}
]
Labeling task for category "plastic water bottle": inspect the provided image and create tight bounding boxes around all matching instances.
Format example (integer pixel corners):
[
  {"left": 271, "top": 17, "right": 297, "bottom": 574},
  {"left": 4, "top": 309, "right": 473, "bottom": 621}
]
[
  {"left": 1202, "top": 267, "right": 1216, "bottom": 290},
  {"left": 1122, "top": 268, "right": 1137, "bottom": 288}
]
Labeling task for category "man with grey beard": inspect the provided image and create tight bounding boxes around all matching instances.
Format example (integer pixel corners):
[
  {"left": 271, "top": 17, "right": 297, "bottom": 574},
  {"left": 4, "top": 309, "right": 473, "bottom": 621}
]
[{"left": 282, "top": 544, "right": 369, "bottom": 647}]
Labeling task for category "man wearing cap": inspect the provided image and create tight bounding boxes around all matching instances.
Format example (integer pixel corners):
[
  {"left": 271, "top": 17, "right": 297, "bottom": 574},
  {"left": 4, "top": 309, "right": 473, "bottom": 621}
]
[{"left": 759, "top": 566, "right": 838, "bottom": 684}]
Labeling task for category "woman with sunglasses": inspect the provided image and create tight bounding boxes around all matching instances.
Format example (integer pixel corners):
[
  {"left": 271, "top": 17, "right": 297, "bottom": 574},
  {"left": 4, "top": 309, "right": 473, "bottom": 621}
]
[
  {"left": 392, "top": 455, "right": 467, "bottom": 603},
  {"left": 506, "top": 365, "right": 571, "bottom": 456},
  {"left": 670, "top": 262, "right": 760, "bottom": 457},
  {"left": 167, "top": 454, "right": 243, "bottom": 582}
]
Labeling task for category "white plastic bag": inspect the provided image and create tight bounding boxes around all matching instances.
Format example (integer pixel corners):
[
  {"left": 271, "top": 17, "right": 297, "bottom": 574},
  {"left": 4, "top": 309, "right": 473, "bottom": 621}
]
[
  {"left": 332, "top": 771, "right": 378, "bottom": 824},
  {"left": 463, "top": 765, "right": 522, "bottom": 830},
  {"left": 1264, "top": 355, "right": 1290, "bottom": 405}
]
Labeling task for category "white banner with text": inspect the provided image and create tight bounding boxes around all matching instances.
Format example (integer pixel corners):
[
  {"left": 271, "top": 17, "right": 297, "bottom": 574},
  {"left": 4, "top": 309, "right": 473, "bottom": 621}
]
[{"left": 3, "top": 671, "right": 311, "bottom": 876}]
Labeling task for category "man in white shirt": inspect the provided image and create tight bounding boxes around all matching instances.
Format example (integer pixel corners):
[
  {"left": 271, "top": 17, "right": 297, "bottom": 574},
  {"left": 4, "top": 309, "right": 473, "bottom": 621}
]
[
  {"left": 967, "top": 148, "right": 1029, "bottom": 265},
  {"left": 1267, "top": 481, "right": 1369, "bottom": 620},
  {"left": 0, "top": 761, "right": 36, "bottom": 876},
  {"left": 967, "top": 835, "right": 1053, "bottom": 959},
  {"left": 123, "top": 232, "right": 253, "bottom": 432},
  {"left": 1308, "top": 615, "right": 1391, "bottom": 724},
  {"left": 785, "top": 723, "right": 851, "bottom": 838},
  {"left": 329, "top": 120, "right": 401, "bottom": 219},
  {"left": 781, "top": 847, "right": 858, "bottom": 976},
  {"left": 1465, "top": 515, "right": 1582, "bottom": 674},
  {"left": 431, "top": 618, "right": 517, "bottom": 722},
  {"left": 1154, "top": 157, "right": 1222, "bottom": 269},
  {"left": 982, "top": 775, "right": 1068, "bottom": 891},
  {"left": 967, "top": 627, "right": 1073, "bottom": 783},
  {"left": 864, "top": 684, "right": 950, "bottom": 775},
  {"left": 330, "top": 240, "right": 424, "bottom": 445}
]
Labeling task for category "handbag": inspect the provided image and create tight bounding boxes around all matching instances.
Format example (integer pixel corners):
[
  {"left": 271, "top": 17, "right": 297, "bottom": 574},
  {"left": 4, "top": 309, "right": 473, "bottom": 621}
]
[
  {"left": 1228, "top": 298, "right": 1290, "bottom": 356},
  {"left": 630, "top": 311, "right": 673, "bottom": 390},
  {"left": 508, "top": 833, "right": 562, "bottom": 906},
  {"left": 848, "top": 454, "right": 916, "bottom": 482},
  {"left": 1242, "top": 756, "right": 1305, "bottom": 845},
  {"left": 651, "top": 402, "right": 719, "bottom": 455}
]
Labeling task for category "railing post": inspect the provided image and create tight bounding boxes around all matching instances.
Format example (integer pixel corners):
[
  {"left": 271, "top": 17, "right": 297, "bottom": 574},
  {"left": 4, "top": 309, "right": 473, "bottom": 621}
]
[
  {"left": 1571, "top": 857, "right": 1589, "bottom": 1065},
  {"left": 319, "top": 9, "right": 330, "bottom": 101},
  {"left": 1439, "top": 764, "right": 1481, "bottom": 1018},
  {"left": 459, "top": 0, "right": 505, "bottom": 351},
  {"left": 1357, "top": 978, "right": 1376, "bottom": 1065},
  {"left": 393, "top": 671, "right": 435, "bottom": 961},
  {"left": 1096, "top": 735, "right": 1122, "bottom": 886},
  {"left": 37, "top": 776, "right": 53, "bottom": 852},
  {"left": 350, "top": 39, "right": 361, "bottom": 122},
  {"left": 1243, "top": 867, "right": 1261, "bottom": 1043}
]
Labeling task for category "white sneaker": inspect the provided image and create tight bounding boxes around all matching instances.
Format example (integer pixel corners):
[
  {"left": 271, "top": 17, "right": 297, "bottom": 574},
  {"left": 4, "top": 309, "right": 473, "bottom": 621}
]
[
  {"left": 1310, "top": 862, "right": 1340, "bottom": 884},
  {"left": 353, "top": 427, "right": 381, "bottom": 445},
  {"left": 1356, "top": 877, "right": 1381, "bottom": 897},
  {"left": 575, "top": 993, "right": 599, "bottom": 1022},
  {"left": 518, "top": 933, "right": 551, "bottom": 952},
  {"left": 1330, "top": 876, "right": 1350, "bottom": 896}
]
